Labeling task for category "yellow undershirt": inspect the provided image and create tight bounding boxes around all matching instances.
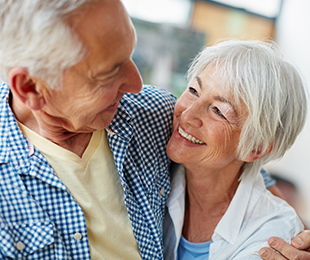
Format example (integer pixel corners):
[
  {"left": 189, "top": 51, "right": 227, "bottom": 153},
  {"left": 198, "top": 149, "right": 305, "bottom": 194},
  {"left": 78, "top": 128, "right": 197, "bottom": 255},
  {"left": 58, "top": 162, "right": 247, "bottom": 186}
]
[{"left": 18, "top": 123, "right": 141, "bottom": 260}]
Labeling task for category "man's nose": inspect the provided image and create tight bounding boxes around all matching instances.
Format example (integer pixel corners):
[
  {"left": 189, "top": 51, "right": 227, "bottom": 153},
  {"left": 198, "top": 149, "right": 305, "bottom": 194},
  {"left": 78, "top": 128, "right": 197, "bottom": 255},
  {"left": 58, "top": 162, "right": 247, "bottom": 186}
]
[{"left": 119, "top": 59, "right": 143, "bottom": 94}]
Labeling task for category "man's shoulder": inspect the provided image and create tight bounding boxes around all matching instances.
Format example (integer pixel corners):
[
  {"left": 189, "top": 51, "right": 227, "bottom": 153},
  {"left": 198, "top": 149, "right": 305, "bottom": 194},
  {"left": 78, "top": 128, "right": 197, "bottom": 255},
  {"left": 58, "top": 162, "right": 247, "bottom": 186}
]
[
  {"left": 121, "top": 85, "right": 177, "bottom": 111},
  {"left": 109, "top": 85, "right": 176, "bottom": 140},
  {"left": 0, "top": 81, "right": 9, "bottom": 100}
]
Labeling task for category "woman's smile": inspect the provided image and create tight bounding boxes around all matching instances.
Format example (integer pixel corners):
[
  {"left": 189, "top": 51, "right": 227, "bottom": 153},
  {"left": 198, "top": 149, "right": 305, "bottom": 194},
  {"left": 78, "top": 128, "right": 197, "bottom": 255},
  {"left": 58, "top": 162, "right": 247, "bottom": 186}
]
[{"left": 178, "top": 126, "right": 205, "bottom": 145}]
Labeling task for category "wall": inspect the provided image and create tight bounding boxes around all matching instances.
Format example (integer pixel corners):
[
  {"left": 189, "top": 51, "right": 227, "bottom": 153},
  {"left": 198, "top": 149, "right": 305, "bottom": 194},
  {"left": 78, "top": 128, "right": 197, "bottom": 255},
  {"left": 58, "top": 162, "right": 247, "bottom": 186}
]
[
  {"left": 265, "top": 0, "right": 310, "bottom": 225},
  {"left": 191, "top": 1, "right": 275, "bottom": 44}
]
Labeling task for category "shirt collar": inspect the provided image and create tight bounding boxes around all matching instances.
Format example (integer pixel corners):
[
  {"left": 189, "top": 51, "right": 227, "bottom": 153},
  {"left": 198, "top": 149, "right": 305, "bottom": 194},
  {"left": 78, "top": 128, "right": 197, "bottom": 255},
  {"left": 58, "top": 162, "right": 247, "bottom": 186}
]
[
  {"left": 0, "top": 82, "right": 32, "bottom": 163},
  {"left": 106, "top": 98, "right": 133, "bottom": 141},
  {"left": 212, "top": 172, "right": 262, "bottom": 244},
  {"left": 167, "top": 163, "right": 256, "bottom": 245},
  {"left": 167, "top": 163, "right": 186, "bottom": 207}
]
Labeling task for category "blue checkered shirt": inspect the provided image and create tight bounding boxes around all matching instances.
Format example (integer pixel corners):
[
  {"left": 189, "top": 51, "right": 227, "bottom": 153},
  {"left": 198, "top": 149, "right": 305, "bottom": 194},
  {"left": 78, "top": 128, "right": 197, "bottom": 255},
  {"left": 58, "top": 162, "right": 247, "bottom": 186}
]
[{"left": 0, "top": 82, "right": 176, "bottom": 259}]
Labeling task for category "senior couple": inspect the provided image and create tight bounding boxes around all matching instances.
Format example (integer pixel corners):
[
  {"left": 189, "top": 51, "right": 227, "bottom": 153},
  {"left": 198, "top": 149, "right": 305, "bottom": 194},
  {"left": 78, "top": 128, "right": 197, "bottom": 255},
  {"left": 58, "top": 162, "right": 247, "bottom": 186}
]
[{"left": 0, "top": 0, "right": 309, "bottom": 259}]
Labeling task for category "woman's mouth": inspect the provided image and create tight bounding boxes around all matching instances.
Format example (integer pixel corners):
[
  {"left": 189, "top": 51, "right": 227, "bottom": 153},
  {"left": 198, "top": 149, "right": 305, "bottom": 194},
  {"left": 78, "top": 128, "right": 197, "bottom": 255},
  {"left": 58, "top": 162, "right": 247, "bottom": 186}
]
[{"left": 178, "top": 127, "right": 205, "bottom": 145}]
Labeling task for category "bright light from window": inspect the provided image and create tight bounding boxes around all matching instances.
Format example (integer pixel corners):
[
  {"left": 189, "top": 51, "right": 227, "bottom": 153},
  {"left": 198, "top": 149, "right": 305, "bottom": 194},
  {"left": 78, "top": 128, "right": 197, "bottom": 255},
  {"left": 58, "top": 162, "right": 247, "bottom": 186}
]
[
  {"left": 121, "top": 0, "right": 192, "bottom": 25},
  {"left": 212, "top": 0, "right": 282, "bottom": 18}
]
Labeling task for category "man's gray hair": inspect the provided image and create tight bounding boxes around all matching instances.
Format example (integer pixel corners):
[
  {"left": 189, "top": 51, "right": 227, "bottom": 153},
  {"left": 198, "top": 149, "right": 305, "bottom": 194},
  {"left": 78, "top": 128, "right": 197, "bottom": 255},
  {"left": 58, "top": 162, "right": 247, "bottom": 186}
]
[
  {"left": 187, "top": 40, "right": 308, "bottom": 178},
  {"left": 0, "top": 0, "right": 102, "bottom": 88}
]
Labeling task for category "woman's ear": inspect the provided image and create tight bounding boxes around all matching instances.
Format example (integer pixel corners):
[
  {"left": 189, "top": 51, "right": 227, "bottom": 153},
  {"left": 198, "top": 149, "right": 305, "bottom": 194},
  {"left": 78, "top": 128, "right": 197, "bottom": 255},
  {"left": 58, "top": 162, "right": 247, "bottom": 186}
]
[
  {"left": 8, "top": 67, "right": 45, "bottom": 110},
  {"left": 244, "top": 143, "right": 273, "bottom": 162}
]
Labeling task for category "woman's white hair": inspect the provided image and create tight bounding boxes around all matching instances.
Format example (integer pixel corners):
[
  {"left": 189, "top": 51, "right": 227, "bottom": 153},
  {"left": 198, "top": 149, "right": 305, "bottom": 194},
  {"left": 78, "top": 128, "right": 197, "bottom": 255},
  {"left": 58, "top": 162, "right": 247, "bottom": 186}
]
[
  {"left": 0, "top": 0, "right": 103, "bottom": 88},
  {"left": 187, "top": 39, "right": 308, "bottom": 178}
]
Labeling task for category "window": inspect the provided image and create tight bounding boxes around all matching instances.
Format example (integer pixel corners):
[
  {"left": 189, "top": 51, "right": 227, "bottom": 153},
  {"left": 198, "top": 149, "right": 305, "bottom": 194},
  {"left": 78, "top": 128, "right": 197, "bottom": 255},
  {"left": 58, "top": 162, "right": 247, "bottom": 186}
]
[
  {"left": 122, "top": 0, "right": 192, "bottom": 25},
  {"left": 206, "top": 0, "right": 283, "bottom": 19}
]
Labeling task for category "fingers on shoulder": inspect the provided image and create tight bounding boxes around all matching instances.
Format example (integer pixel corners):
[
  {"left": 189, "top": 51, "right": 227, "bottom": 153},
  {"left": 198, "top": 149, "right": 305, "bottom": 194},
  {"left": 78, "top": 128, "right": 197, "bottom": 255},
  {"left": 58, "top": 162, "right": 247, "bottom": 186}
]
[
  {"left": 261, "top": 236, "right": 310, "bottom": 260},
  {"left": 291, "top": 230, "right": 310, "bottom": 250},
  {"left": 259, "top": 246, "right": 285, "bottom": 260}
]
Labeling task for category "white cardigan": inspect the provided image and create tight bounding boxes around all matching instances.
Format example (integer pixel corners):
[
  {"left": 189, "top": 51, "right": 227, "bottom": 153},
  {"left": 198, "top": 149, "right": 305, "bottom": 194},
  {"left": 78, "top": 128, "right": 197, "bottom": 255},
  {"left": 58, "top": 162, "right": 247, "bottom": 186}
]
[{"left": 163, "top": 164, "right": 304, "bottom": 260}]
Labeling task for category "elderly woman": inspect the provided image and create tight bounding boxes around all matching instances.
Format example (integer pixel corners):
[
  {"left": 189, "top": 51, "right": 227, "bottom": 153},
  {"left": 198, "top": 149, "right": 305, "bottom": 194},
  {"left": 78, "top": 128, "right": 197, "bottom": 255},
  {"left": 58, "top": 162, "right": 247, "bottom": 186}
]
[{"left": 163, "top": 40, "right": 308, "bottom": 259}]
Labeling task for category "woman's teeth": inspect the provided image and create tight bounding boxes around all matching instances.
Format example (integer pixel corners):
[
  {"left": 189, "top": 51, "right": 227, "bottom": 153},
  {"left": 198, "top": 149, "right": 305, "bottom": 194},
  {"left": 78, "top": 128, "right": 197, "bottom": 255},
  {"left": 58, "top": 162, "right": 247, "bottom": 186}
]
[{"left": 178, "top": 127, "right": 205, "bottom": 145}]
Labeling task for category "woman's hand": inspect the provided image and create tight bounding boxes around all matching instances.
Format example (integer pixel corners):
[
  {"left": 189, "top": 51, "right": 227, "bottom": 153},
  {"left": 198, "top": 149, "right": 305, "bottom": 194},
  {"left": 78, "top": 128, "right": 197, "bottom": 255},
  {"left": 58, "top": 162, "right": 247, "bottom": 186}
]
[{"left": 259, "top": 230, "right": 310, "bottom": 259}]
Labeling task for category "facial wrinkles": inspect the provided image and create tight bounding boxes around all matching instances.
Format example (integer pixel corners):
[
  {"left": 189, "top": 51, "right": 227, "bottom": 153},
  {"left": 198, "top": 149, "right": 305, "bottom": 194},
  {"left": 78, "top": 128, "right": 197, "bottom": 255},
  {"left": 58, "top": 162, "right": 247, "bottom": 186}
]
[
  {"left": 91, "top": 67, "right": 120, "bottom": 83},
  {"left": 208, "top": 121, "right": 238, "bottom": 163},
  {"left": 34, "top": 109, "right": 77, "bottom": 139},
  {"left": 211, "top": 96, "right": 246, "bottom": 164},
  {"left": 212, "top": 87, "right": 247, "bottom": 128},
  {"left": 219, "top": 104, "right": 237, "bottom": 123},
  {"left": 68, "top": 61, "right": 118, "bottom": 102},
  {"left": 42, "top": 83, "right": 101, "bottom": 132},
  {"left": 223, "top": 122, "right": 240, "bottom": 152}
]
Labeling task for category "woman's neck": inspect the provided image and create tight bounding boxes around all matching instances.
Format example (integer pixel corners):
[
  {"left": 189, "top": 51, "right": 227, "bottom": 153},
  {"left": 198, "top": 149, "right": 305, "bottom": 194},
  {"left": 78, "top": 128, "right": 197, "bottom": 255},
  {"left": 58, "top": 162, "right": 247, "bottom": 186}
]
[{"left": 182, "top": 164, "right": 242, "bottom": 243}]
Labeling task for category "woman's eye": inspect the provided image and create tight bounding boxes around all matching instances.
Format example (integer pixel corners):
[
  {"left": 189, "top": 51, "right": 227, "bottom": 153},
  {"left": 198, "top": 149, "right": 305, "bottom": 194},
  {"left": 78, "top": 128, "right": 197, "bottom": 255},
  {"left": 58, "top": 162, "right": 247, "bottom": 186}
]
[
  {"left": 188, "top": 87, "right": 198, "bottom": 96},
  {"left": 212, "top": 106, "right": 227, "bottom": 120}
]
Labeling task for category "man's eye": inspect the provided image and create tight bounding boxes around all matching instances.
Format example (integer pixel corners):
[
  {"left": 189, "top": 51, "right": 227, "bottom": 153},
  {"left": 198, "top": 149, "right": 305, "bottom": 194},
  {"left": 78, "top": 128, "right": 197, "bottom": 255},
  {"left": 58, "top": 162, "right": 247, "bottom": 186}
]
[
  {"left": 188, "top": 87, "right": 198, "bottom": 96},
  {"left": 212, "top": 106, "right": 227, "bottom": 120}
]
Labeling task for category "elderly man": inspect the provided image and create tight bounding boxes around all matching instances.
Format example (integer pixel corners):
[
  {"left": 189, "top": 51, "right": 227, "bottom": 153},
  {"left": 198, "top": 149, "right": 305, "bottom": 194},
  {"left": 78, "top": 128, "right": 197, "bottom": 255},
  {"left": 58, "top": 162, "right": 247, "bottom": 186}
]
[
  {"left": 0, "top": 0, "right": 309, "bottom": 259},
  {"left": 0, "top": 0, "right": 175, "bottom": 259}
]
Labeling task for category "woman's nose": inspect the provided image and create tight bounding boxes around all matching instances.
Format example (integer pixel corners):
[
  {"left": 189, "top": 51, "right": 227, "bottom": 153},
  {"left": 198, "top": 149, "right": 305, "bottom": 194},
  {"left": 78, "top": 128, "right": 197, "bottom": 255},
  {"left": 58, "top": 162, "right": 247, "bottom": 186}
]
[{"left": 181, "top": 101, "right": 203, "bottom": 128}]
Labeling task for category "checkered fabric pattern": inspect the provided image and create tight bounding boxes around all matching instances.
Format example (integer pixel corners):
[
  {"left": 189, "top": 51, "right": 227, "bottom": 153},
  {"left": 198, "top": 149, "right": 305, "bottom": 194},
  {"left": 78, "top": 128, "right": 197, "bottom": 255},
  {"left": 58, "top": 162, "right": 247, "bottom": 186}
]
[
  {"left": 260, "top": 168, "right": 276, "bottom": 189},
  {"left": 0, "top": 82, "right": 176, "bottom": 260}
]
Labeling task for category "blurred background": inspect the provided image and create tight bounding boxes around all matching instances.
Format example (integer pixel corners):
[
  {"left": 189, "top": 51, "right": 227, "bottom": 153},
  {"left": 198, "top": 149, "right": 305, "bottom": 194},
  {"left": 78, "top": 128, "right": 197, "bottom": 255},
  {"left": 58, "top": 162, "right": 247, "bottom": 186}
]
[{"left": 122, "top": 0, "right": 310, "bottom": 226}]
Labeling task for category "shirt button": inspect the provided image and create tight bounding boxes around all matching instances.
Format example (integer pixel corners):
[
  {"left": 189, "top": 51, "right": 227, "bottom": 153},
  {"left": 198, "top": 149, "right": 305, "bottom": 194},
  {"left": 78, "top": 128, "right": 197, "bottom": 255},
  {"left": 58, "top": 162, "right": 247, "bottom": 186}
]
[
  {"left": 73, "top": 232, "right": 83, "bottom": 241},
  {"left": 16, "top": 241, "right": 25, "bottom": 251},
  {"left": 160, "top": 187, "right": 165, "bottom": 195}
]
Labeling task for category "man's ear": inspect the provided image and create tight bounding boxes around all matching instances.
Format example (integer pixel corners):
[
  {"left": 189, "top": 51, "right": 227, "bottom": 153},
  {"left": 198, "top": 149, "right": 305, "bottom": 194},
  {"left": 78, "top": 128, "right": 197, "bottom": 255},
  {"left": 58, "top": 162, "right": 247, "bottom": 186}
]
[
  {"left": 8, "top": 67, "right": 45, "bottom": 110},
  {"left": 244, "top": 143, "right": 273, "bottom": 162}
]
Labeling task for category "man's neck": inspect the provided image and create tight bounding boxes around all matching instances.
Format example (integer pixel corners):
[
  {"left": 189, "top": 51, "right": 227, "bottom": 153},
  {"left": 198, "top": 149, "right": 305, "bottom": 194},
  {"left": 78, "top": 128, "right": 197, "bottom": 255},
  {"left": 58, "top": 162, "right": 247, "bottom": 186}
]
[{"left": 11, "top": 95, "right": 92, "bottom": 158}]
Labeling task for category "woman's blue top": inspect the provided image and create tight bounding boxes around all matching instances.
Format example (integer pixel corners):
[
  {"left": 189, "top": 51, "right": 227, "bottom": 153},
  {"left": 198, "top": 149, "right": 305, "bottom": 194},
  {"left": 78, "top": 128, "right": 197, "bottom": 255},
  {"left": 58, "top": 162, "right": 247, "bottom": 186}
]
[{"left": 177, "top": 235, "right": 213, "bottom": 260}]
